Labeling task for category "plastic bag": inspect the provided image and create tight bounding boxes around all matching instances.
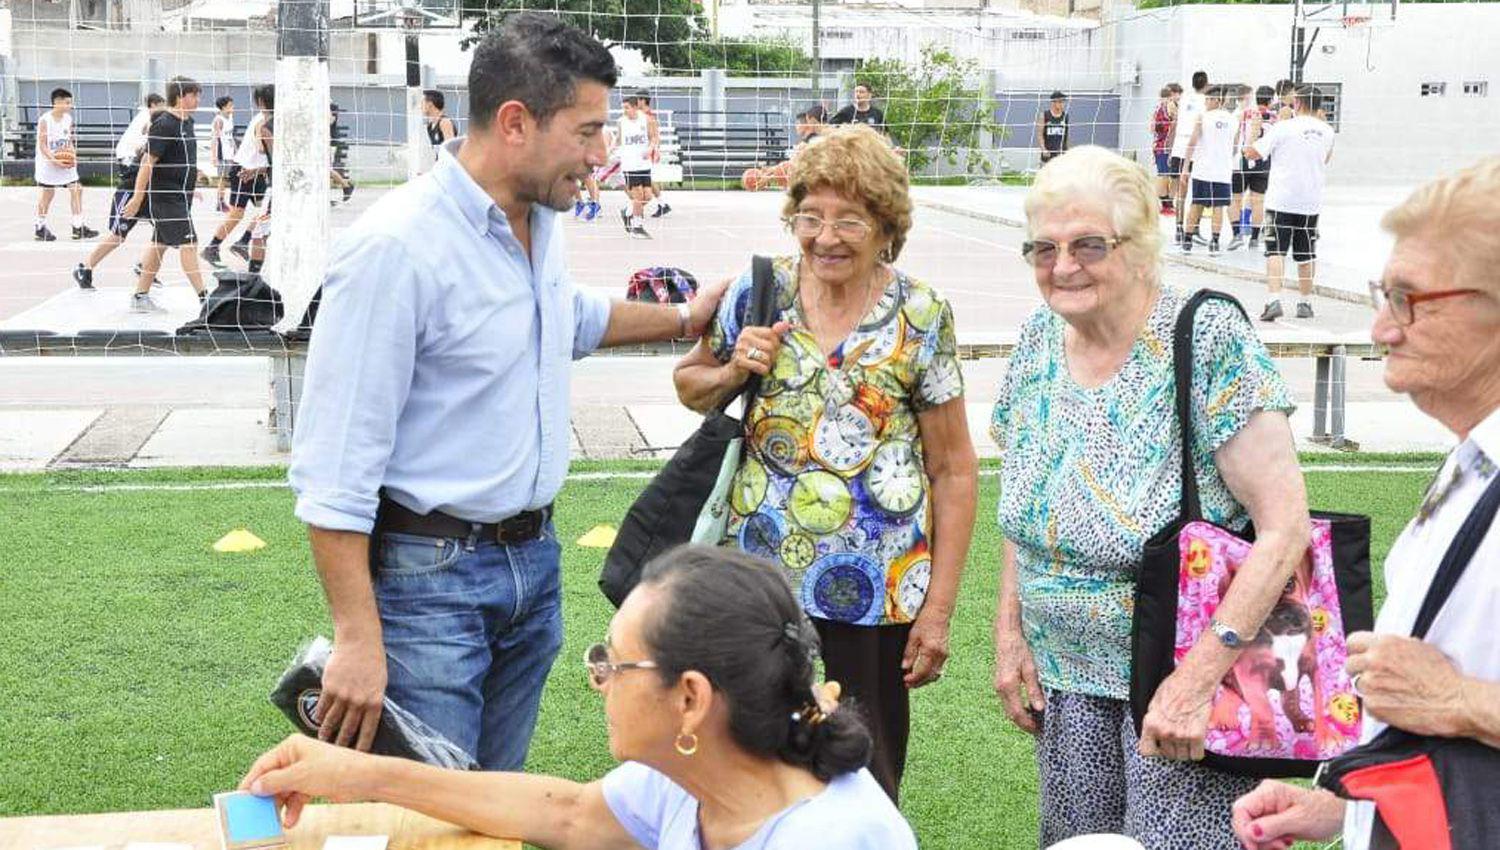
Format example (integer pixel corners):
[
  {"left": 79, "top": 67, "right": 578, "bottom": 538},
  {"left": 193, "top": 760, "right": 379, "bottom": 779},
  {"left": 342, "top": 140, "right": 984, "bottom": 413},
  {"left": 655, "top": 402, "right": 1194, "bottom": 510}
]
[{"left": 269, "top": 636, "right": 479, "bottom": 770}]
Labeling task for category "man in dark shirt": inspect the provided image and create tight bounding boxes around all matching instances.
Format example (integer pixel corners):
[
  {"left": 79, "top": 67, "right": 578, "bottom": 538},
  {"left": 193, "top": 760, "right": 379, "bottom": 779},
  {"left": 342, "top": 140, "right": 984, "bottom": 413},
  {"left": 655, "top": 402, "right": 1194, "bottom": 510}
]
[
  {"left": 1037, "top": 90, "right": 1069, "bottom": 166},
  {"left": 122, "top": 75, "right": 208, "bottom": 313},
  {"left": 830, "top": 82, "right": 886, "bottom": 134}
]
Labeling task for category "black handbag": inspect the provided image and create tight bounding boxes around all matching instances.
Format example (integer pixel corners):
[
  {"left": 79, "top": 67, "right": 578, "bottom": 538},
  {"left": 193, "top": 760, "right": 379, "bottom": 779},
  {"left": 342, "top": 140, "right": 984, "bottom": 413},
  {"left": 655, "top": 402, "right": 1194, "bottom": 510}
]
[
  {"left": 1130, "top": 289, "right": 1374, "bottom": 778},
  {"left": 1315, "top": 472, "right": 1500, "bottom": 850},
  {"left": 599, "top": 256, "right": 776, "bottom": 607}
]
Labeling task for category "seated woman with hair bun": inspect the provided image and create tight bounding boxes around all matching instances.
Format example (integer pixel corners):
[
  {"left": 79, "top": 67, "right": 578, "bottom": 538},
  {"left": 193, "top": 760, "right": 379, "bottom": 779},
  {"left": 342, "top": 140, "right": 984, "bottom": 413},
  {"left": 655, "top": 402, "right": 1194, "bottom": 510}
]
[{"left": 239, "top": 545, "right": 916, "bottom": 850}]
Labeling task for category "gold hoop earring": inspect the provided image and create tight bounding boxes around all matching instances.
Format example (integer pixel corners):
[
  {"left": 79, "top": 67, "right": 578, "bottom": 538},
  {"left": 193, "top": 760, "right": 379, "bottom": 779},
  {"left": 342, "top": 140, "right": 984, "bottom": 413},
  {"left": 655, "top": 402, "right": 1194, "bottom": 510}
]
[{"left": 674, "top": 732, "right": 699, "bottom": 756}]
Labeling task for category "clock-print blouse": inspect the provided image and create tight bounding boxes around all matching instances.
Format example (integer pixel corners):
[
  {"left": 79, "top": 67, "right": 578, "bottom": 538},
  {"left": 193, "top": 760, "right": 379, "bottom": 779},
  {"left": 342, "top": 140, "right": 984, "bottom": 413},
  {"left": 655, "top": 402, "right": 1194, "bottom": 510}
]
[{"left": 708, "top": 255, "right": 964, "bottom": 627}]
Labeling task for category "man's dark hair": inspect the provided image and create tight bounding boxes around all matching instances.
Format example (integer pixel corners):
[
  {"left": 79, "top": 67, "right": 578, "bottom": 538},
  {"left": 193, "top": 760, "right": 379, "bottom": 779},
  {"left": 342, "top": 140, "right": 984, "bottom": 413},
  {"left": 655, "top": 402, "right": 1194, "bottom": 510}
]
[
  {"left": 214, "top": 95, "right": 233, "bottom": 109},
  {"left": 1159, "top": 85, "right": 1173, "bottom": 99},
  {"left": 639, "top": 546, "right": 873, "bottom": 781},
  {"left": 166, "top": 76, "right": 201, "bottom": 107},
  {"left": 252, "top": 84, "right": 275, "bottom": 111},
  {"left": 147, "top": 93, "right": 167, "bottom": 108},
  {"left": 50, "top": 88, "right": 72, "bottom": 103},
  {"left": 423, "top": 89, "right": 445, "bottom": 111},
  {"left": 1297, "top": 84, "right": 1325, "bottom": 114},
  {"left": 1256, "top": 85, "right": 1275, "bottom": 107},
  {"left": 1191, "top": 70, "right": 1209, "bottom": 91},
  {"left": 1167, "top": 82, "right": 1184, "bottom": 94},
  {"left": 468, "top": 12, "right": 617, "bottom": 130},
  {"left": 795, "top": 106, "right": 823, "bottom": 123},
  {"left": 1276, "top": 78, "right": 1296, "bottom": 96},
  {"left": 854, "top": 81, "right": 873, "bottom": 93},
  {"left": 636, "top": 90, "right": 653, "bottom": 105}
]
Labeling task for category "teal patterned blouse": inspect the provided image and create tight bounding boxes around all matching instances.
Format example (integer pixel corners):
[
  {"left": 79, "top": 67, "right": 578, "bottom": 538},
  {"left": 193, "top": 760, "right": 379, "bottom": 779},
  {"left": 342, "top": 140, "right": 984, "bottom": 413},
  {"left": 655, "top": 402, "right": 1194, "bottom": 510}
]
[{"left": 990, "top": 287, "right": 1295, "bottom": 700}]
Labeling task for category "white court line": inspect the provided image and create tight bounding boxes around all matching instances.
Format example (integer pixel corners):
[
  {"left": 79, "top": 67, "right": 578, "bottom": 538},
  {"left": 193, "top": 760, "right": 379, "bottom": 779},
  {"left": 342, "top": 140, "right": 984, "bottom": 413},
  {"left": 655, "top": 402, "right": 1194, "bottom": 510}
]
[
  {"left": 918, "top": 222, "right": 1020, "bottom": 254},
  {"left": 0, "top": 464, "right": 1438, "bottom": 495}
]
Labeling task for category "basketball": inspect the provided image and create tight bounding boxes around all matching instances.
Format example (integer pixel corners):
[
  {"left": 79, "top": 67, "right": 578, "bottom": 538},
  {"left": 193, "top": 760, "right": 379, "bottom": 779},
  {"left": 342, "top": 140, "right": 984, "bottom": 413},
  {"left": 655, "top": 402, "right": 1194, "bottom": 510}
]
[
  {"left": 55, "top": 148, "right": 77, "bottom": 168},
  {"left": 740, "top": 168, "right": 762, "bottom": 192}
]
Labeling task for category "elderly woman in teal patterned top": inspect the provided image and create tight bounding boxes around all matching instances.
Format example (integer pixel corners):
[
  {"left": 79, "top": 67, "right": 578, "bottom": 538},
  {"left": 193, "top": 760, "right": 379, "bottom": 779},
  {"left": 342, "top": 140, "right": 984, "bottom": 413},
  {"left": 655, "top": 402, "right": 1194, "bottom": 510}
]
[
  {"left": 673, "top": 125, "right": 979, "bottom": 802},
  {"left": 990, "top": 145, "right": 1312, "bottom": 849}
]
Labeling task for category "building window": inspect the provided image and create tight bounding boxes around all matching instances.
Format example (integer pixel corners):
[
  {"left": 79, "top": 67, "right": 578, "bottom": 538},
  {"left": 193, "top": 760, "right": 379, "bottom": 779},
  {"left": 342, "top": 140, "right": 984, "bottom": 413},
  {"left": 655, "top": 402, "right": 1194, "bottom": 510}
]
[
  {"left": 1463, "top": 81, "right": 1489, "bottom": 97},
  {"left": 1306, "top": 81, "right": 1343, "bottom": 132},
  {"left": 1421, "top": 82, "right": 1447, "bottom": 97}
]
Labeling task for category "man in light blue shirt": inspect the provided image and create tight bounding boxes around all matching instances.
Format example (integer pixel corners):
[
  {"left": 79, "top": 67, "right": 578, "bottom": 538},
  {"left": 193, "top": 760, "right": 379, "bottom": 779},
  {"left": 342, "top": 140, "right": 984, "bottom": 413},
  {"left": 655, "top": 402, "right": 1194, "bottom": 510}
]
[{"left": 288, "top": 13, "right": 726, "bottom": 770}]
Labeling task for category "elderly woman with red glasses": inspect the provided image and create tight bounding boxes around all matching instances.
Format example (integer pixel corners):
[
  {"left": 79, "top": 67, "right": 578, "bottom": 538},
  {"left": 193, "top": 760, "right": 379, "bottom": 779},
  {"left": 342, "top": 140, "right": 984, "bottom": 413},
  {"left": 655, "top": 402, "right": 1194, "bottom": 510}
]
[
  {"left": 989, "top": 145, "right": 1311, "bottom": 848},
  {"left": 238, "top": 546, "right": 916, "bottom": 850}
]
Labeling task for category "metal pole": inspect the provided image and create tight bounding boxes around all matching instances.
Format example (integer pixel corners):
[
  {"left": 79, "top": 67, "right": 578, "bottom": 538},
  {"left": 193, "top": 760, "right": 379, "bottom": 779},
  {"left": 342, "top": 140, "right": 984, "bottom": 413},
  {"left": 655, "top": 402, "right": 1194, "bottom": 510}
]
[
  {"left": 405, "top": 30, "right": 431, "bottom": 177},
  {"left": 1330, "top": 346, "right": 1348, "bottom": 448},
  {"left": 811, "top": 0, "right": 821, "bottom": 83},
  {"left": 1312, "top": 354, "right": 1331, "bottom": 441}
]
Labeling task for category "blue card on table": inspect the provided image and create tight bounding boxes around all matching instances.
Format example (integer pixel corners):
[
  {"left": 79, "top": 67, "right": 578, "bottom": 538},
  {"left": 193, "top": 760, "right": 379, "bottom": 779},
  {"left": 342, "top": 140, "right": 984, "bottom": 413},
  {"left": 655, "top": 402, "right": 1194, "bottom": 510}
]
[{"left": 213, "top": 791, "right": 286, "bottom": 850}]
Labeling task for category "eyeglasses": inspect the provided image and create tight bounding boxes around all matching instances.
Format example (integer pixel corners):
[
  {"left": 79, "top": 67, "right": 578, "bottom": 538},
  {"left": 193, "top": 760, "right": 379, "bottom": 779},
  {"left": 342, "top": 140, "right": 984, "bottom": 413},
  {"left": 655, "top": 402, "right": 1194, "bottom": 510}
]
[
  {"left": 1021, "top": 235, "right": 1129, "bottom": 267},
  {"left": 584, "top": 642, "right": 658, "bottom": 689},
  {"left": 785, "top": 213, "right": 873, "bottom": 243},
  {"left": 1368, "top": 280, "right": 1481, "bottom": 326}
]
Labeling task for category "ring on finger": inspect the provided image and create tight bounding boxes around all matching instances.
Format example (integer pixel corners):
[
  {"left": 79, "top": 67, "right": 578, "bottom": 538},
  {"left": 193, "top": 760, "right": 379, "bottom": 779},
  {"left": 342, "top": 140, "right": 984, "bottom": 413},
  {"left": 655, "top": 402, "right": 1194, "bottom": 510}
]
[{"left": 1351, "top": 673, "right": 1364, "bottom": 697}]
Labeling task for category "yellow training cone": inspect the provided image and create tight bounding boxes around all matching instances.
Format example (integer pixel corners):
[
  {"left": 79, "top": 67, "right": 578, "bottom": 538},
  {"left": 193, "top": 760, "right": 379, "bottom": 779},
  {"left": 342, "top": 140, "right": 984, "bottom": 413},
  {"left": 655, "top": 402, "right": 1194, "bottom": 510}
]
[
  {"left": 576, "top": 525, "right": 618, "bottom": 548},
  {"left": 214, "top": 528, "right": 267, "bottom": 553}
]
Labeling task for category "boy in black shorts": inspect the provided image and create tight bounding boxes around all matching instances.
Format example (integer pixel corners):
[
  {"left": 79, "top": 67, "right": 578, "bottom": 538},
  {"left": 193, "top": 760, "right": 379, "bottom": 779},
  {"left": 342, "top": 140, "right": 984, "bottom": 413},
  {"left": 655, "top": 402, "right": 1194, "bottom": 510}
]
[{"left": 121, "top": 77, "right": 208, "bottom": 313}]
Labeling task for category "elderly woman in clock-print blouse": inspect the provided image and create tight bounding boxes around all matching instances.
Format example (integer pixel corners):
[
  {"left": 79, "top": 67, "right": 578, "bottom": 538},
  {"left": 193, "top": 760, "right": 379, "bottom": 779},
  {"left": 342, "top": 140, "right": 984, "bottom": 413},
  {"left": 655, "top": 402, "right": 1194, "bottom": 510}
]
[{"left": 671, "top": 124, "right": 979, "bottom": 803}]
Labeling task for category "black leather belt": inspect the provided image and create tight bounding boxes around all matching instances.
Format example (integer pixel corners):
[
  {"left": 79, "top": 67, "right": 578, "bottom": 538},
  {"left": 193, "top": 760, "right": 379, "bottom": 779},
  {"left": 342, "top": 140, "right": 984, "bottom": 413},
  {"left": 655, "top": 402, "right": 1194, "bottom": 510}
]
[{"left": 376, "top": 496, "right": 553, "bottom": 546}]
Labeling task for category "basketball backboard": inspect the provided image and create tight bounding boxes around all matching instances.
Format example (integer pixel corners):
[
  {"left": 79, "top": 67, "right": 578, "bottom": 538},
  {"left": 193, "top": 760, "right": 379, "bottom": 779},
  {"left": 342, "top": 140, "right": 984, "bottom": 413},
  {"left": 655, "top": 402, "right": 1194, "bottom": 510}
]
[
  {"left": 354, "top": 0, "right": 460, "bottom": 30},
  {"left": 1296, "top": 0, "right": 1397, "bottom": 30}
]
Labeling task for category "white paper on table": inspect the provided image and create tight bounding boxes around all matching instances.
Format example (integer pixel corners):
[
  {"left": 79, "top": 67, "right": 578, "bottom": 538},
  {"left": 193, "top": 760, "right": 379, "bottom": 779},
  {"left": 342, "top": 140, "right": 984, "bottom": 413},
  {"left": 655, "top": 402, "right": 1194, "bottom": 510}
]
[{"left": 323, "top": 836, "right": 389, "bottom": 850}]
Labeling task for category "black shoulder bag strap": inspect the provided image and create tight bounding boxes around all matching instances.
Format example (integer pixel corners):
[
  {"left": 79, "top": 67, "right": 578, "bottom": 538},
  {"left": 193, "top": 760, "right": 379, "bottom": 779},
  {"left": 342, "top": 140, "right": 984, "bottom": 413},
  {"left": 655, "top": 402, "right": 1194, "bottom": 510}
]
[
  {"left": 716, "top": 255, "right": 777, "bottom": 417},
  {"left": 1409, "top": 465, "right": 1500, "bottom": 639},
  {"left": 1172, "top": 289, "right": 1250, "bottom": 522}
]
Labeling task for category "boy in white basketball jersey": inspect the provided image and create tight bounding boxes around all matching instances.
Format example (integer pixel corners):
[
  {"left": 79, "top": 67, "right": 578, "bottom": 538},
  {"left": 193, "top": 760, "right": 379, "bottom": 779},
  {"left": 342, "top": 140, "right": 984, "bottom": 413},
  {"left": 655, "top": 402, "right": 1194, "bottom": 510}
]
[
  {"left": 1245, "top": 84, "right": 1336, "bottom": 322},
  {"left": 616, "top": 93, "right": 654, "bottom": 238},
  {"left": 34, "top": 88, "right": 98, "bottom": 241},
  {"left": 1168, "top": 71, "right": 1209, "bottom": 245},
  {"left": 1181, "top": 85, "right": 1237, "bottom": 253}
]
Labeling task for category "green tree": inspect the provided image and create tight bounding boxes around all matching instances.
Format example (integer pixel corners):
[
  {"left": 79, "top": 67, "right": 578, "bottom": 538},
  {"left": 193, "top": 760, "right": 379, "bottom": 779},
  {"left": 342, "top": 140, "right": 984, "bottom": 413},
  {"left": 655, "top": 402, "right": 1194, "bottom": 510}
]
[
  {"left": 462, "top": 0, "right": 705, "bottom": 71},
  {"left": 858, "top": 47, "right": 1007, "bottom": 174}
]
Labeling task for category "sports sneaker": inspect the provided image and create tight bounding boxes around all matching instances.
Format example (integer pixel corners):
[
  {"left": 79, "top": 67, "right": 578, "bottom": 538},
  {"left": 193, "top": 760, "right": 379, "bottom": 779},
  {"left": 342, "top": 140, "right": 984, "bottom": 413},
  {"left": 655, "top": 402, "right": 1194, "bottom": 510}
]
[
  {"left": 1260, "top": 300, "right": 1284, "bottom": 323},
  {"left": 584, "top": 201, "right": 600, "bottom": 221},
  {"left": 619, "top": 208, "right": 632, "bottom": 233},
  {"left": 1227, "top": 234, "right": 1246, "bottom": 251},
  {"left": 651, "top": 203, "right": 673, "bottom": 218},
  {"left": 1209, "top": 237, "right": 1221, "bottom": 254},
  {"left": 630, "top": 223, "right": 652, "bottom": 239},
  {"left": 1180, "top": 232, "right": 1192, "bottom": 253},
  {"left": 230, "top": 243, "right": 251, "bottom": 262},
  {"left": 72, "top": 263, "right": 95, "bottom": 291},
  {"left": 202, "top": 244, "right": 223, "bottom": 266},
  {"left": 1248, "top": 236, "right": 1260, "bottom": 250},
  {"left": 1161, "top": 205, "right": 1176, "bottom": 216},
  {"left": 35, "top": 224, "right": 56, "bottom": 242},
  {"left": 574, "top": 199, "right": 586, "bottom": 217},
  {"left": 342, "top": 183, "right": 355, "bottom": 203},
  {"left": 72, "top": 224, "right": 99, "bottom": 240},
  {"left": 1296, "top": 302, "right": 1315, "bottom": 319},
  {"left": 130, "top": 292, "right": 166, "bottom": 313},
  {"left": 132, "top": 262, "right": 163, "bottom": 288},
  {"left": 1191, "top": 233, "right": 1210, "bottom": 246}
]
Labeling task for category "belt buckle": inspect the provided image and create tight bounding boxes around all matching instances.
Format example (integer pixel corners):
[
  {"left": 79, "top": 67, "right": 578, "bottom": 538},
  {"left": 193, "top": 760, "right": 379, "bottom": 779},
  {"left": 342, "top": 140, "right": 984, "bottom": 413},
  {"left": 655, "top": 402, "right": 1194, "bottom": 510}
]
[{"left": 495, "top": 509, "right": 541, "bottom": 545}]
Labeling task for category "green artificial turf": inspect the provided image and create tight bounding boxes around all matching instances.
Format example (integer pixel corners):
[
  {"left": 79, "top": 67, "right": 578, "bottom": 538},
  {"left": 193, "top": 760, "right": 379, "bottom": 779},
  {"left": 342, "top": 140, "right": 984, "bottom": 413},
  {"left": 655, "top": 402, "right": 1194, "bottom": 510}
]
[{"left": 0, "top": 464, "right": 1428, "bottom": 848}]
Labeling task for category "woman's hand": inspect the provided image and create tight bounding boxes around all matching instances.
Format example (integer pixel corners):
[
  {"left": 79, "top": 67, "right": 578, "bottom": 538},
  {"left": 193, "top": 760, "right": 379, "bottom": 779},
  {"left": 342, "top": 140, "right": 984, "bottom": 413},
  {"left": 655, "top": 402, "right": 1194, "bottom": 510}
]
[
  {"left": 902, "top": 611, "right": 950, "bottom": 689},
  {"left": 728, "top": 321, "right": 792, "bottom": 377},
  {"left": 994, "top": 628, "right": 1045, "bottom": 735},
  {"left": 1231, "top": 780, "right": 1345, "bottom": 849},
  {"left": 1345, "top": 631, "right": 1470, "bottom": 737},
  {"left": 239, "top": 734, "right": 373, "bottom": 828},
  {"left": 1138, "top": 666, "right": 1216, "bottom": 761}
]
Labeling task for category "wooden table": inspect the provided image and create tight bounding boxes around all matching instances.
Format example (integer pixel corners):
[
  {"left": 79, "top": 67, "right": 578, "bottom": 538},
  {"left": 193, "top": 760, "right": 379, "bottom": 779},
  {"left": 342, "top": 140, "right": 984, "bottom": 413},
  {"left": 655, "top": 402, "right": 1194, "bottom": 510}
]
[{"left": 0, "top": 803, "right": 521, "bottom": 850}]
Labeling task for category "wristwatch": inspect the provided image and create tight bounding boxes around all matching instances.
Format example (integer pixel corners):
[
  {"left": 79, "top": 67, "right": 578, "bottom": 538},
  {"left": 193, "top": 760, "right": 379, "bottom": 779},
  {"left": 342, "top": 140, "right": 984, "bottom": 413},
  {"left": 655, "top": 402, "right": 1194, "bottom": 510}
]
[{"left": 1210, "top": 618, "right": 1244, "bottom": 649}]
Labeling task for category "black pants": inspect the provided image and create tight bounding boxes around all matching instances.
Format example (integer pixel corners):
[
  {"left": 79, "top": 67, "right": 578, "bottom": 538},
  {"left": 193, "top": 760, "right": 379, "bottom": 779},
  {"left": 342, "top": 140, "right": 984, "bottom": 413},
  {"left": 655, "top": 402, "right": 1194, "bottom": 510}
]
[{"left": 812, "top": 617, "right": 912, "bottom": 803}]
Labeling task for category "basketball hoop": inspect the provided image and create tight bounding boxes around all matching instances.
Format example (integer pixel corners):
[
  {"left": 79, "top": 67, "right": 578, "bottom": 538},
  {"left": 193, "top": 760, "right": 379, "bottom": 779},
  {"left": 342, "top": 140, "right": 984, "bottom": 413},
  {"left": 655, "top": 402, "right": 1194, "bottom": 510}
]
[{"left": 397, "top": 7, "right": 425, "bottom": 34}]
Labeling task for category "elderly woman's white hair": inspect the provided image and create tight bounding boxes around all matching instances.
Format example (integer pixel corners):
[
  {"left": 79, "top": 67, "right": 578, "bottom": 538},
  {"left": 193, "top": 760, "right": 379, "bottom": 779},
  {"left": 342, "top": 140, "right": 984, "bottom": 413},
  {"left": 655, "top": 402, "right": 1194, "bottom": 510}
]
[
  {"left": 1023, "top": 145, "right": 1163, "bottom": 276},
  {"left": 1382, "top": 155, "right": 1500, "bottom": 292}
]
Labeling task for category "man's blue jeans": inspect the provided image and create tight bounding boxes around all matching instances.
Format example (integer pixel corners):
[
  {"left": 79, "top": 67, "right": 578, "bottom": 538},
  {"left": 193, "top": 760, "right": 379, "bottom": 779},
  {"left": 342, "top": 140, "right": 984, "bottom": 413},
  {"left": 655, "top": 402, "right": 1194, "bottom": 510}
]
[{"left": 373, "top": 523, "right": 564, "bottom": 770}]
